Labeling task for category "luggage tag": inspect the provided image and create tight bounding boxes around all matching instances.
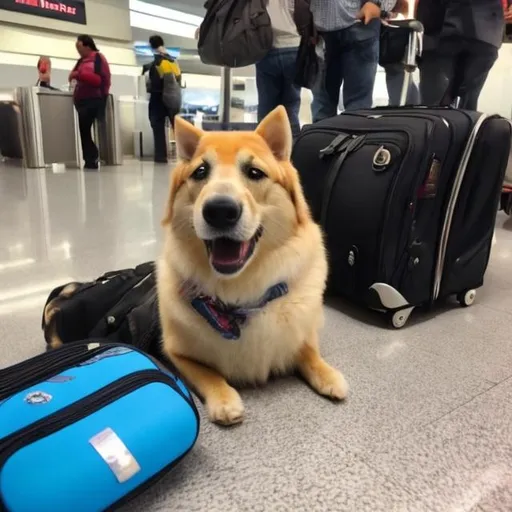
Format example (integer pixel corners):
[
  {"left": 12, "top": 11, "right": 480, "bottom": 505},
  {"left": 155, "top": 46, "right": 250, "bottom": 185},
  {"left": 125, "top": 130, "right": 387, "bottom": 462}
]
[
  {"left": 418, "top": 156, "right": 441, "bottom": 199},
  {"left": 89, "top": 427, "right": 141, "bottom": 483}
]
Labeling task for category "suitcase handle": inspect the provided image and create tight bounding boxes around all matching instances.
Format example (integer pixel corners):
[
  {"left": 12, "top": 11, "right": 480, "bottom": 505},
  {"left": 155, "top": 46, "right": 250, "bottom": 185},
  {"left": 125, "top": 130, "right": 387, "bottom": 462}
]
[
  {"left": 372, "top": 105, "right": 456, "bottom": 111},
  {"left": 385, "top": 19, "right": 424, "bottom": 33}
]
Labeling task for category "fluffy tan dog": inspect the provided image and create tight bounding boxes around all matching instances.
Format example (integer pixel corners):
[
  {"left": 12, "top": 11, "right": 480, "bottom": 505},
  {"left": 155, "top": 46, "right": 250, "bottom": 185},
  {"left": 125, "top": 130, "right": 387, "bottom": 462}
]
[{"left": 157, "top": 106, "right": 347, "bottom": 425}]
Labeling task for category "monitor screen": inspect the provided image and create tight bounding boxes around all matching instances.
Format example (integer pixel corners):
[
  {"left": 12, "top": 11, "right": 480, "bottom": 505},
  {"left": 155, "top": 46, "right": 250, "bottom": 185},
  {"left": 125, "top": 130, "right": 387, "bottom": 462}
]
[{"left": 133, "top": 42, "right": 180, "bottom": 59}]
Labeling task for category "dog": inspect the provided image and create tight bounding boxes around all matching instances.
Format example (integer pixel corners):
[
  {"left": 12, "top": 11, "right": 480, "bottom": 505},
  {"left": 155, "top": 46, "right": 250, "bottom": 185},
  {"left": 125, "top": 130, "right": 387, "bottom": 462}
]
[{"left": 157, "top": 106, "right": 348, "bottom": 425}]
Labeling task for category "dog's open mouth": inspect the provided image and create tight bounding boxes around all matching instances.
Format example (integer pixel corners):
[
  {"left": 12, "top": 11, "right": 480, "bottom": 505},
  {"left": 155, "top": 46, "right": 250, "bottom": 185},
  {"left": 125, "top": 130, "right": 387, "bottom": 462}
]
[{"left": 205, "top": 227, "right": 263, "bottom": 275}]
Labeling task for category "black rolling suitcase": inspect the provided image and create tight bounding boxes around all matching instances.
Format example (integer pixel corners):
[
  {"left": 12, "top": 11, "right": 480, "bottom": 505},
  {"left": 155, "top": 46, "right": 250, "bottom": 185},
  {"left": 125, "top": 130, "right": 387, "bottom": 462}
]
[{"left": 292, "top": 107, "right": 511, "bottom": 328}]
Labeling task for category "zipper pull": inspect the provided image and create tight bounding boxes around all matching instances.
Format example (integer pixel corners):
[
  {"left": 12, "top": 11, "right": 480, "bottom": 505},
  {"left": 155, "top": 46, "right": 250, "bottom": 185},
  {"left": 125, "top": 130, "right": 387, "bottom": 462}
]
[{"left": 319, "top": 133, "right": 351, "bottom": 158}]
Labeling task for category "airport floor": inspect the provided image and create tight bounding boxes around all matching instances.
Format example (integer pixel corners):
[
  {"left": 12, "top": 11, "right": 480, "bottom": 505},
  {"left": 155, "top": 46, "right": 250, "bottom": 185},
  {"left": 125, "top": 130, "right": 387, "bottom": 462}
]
[{"left": 1, "top": 160, "right": 512, "bottom": 511}]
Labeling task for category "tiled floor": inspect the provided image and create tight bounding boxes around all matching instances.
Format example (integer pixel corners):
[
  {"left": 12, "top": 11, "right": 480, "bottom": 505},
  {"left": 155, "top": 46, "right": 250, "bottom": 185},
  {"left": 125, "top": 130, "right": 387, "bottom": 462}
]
[{"left": 1, "top": 160, "right": 512, "bottom": 511}]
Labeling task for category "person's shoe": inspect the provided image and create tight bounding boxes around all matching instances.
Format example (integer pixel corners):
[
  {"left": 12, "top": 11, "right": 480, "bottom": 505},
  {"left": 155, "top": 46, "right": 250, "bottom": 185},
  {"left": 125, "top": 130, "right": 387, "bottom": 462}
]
[
  {"left": 84, "top": 161, "right": 99, "bottom": 170},
  {"left": 154, "top": 157, "right": 168, "bottom": 164}
]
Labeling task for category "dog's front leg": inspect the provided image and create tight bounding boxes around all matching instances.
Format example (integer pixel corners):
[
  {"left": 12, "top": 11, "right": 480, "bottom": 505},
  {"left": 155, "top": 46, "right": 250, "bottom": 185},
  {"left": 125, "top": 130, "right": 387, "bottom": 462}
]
[
  {"left": 296, "top": 334, "right": 348, "bottom": 400},
  {"left": 168, "top": 351, "right": 245, "bottom": 426}
]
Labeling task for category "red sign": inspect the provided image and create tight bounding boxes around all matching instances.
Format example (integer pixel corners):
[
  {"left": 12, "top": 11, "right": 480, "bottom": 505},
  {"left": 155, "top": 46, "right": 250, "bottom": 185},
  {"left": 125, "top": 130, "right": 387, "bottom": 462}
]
[{"left": 0, "top": 0, "right": 86, "bottom": 24}]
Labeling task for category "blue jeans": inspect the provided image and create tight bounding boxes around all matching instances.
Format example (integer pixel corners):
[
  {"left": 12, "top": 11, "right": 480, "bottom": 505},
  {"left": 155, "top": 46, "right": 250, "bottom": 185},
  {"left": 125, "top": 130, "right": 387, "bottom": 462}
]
[
  {"left": 384, "top": 63, "right": 420, "bottom": 106},
  {"left": 313, "top": 23, "right": 379, "bottom": 121},
  {"left": 256, "top": 47, "right": 301, "bottom": 138},
  {"left": 311, "top": 56, "right": 332, "bottom": 123}
]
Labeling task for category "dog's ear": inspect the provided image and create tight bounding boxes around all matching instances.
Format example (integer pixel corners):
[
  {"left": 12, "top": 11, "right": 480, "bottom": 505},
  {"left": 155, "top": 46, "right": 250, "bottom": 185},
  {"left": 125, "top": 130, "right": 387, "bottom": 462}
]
[
  {"left": 174, "top": 116, "right": 203, "bottom": 161},
  {"left": 282, "top": 163, "right": 310, "bottom": 226},
  {"left": 161, "top": 166, "right": 184, "bottom": 226},
  {"left": 255, "top": 106, "right": 292, "bottom": 162}
]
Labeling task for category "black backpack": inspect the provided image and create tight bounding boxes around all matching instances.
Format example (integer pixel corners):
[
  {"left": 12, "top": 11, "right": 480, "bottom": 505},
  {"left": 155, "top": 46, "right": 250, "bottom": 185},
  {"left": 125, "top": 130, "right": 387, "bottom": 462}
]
[
  {"left": 42, "top": 262, "right": 161, "bottom": 355},
  {"left": 198, "top": 0, "right": 272, "bottom": 68}
]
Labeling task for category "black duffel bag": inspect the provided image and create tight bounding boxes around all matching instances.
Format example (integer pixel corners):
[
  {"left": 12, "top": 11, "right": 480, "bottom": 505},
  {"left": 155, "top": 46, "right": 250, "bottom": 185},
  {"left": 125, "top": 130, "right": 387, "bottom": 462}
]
[{"left": 42, "top": 261, "right": 161, "bottom": 354}]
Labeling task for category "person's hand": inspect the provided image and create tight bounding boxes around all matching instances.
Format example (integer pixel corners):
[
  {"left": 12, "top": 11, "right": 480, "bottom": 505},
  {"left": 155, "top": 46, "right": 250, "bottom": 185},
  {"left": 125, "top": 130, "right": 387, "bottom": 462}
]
[
  {"left": 357, "top": 2, "right": 381, "bottom": 24},
  {"left": 505, "top": 5, "right": 512, "bottom": 23}
]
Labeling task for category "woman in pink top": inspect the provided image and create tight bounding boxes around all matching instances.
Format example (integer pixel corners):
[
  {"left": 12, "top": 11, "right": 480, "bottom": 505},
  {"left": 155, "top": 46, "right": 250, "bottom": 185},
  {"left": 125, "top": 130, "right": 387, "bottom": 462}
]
[{"left": 69, "top": 35, "right": 111, "bottom": 170}]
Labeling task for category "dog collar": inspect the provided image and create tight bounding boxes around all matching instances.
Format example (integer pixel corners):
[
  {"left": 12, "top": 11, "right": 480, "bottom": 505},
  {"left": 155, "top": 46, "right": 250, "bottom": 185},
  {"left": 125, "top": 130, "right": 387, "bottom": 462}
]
[{"left": 180, "top": 282, "right": 289, "bottom": 340}]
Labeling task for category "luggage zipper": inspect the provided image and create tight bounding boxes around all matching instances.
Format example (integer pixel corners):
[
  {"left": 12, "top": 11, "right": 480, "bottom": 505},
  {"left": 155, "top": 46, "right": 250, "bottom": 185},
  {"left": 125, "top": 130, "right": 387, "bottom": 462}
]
[
  {"left": 0, "top": 370, "right": 182, "bottom": 470},
  {"left": 432, "top": 113, "right": 490, "bottom": 300},
  {"left": 0, "top": 369, "right": 198, "bottom": 512},
  {"left": 0, "top": 343, "right": 111, "bottom": 401}
]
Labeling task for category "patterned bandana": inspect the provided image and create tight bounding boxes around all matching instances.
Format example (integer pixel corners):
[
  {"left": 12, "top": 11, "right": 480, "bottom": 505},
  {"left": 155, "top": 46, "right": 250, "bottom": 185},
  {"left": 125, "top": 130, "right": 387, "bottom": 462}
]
[{"left": 181, "top": 282, "right": 289, "bottom": 340}]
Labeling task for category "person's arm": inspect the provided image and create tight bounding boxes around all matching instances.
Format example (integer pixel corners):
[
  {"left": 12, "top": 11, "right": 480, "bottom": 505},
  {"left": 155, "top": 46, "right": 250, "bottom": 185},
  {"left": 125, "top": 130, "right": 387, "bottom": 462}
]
[
  {"left": 392, "top": 0, "right": 409, "bottom": 16},
  {"left": 505, "top": 0, "right": 512, "bottom": 23},
  {"left": 68, "top": 60, "right": 80, "bottom": 82},
  {"left": 100, "top": 54, "right": 111, "bottom": 93},
  {"left": 358, "top": 1, "right": 382, "bottom": 24},
  {"left": 77, "top": 66, "right": 102, "bottom": 87}
]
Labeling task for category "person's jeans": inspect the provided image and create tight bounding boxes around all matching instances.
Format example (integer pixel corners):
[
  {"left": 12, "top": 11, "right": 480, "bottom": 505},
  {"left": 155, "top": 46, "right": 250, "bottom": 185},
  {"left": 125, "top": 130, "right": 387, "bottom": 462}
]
[
  {"left": 149, "top": 95, "right": 178, "bottom": 163},
  {"left": 419, "top": 37, "right": 498, "bottom": 110},
  {"left": 384, "top": 62, "right": 420, "bottom": 106},
  {"left": 313, "top": 23, "right": 379, "bottom": 121},
  {"left": 311, "top": 56, "right": 333, "bottom": 123},
  {"left": 256, "top": 47, "right": 301, "bottom": 138},
  {"left": 75, "top": 98, "right": 105, "bottom": 167}
]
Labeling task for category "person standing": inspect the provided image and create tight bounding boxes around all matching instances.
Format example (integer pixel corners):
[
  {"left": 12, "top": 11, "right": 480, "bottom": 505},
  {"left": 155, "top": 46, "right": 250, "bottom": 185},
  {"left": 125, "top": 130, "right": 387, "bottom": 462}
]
[
  {"left": 417, "top": 0, "right": 505, "bottom": 110},
  {"left": 256, "top": 0, "right": 313, "bottom": 138},
  {"left": 145, "top": 35, "right": 182, "bottom": 164},
  {"left": 310, "top": 0, "right": 382, "bottom": 121},
  {"left": 36, "top": 56, "right": 54, "bottom": 89},
  {"left": 69, "top": 35, "right": 111, "bottom": 170}
]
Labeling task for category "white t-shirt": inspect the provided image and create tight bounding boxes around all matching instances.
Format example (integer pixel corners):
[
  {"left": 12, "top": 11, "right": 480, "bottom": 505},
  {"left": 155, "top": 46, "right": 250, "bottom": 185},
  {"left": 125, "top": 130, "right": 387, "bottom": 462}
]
[{"left": 266, "top": 0, "right": 301, "bottom": 49}]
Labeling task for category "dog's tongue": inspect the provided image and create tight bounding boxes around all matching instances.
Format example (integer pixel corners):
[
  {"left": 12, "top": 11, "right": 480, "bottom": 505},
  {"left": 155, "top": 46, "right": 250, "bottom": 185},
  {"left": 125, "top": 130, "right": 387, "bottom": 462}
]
[{"left": 211, "top": 238, "right": 250, "bottom": 265}]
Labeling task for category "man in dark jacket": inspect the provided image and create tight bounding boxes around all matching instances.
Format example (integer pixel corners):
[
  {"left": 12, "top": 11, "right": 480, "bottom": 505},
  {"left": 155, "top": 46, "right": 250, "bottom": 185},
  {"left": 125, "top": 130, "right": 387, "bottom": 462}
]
[
  {"left": 417, "top": 0, "right": 505, "bottom": 110},
  {"left": 145, "top": 35, "right": 182, "bottom": 164}
]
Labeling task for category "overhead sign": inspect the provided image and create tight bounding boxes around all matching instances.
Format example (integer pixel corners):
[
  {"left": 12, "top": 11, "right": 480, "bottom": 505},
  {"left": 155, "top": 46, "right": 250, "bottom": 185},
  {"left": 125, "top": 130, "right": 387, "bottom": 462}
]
[{"left": 0, "top": 0, "right": 87, "bottom": 25}]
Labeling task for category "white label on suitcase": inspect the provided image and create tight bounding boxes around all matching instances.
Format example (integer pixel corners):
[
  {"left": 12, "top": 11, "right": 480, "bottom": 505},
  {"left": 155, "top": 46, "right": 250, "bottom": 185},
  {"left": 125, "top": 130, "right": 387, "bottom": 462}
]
[{"left": 89, "top": 427, "right": 141, "bottom": 483}]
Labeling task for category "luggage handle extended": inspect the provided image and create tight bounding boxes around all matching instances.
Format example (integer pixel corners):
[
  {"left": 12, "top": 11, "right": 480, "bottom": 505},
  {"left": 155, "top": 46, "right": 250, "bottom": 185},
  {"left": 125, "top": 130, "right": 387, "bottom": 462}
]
[{"left": 382, "top": 18, "right": 424, "bottom": 107}]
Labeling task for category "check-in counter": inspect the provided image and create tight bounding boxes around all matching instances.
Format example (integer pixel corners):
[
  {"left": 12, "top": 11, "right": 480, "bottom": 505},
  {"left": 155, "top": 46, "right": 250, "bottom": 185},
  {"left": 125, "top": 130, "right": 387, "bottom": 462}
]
[
  {"left": 14, "top": 87, "right": 82, "bottom": 169},
  {"left": 95, "top": 94, "right": 123, "bottom": 166},
  {"left": 14, "top": 87, "right": 123, "bottom": 169},
  {"left": 118, "top": 97, "right": 154, "bottom": 159}
]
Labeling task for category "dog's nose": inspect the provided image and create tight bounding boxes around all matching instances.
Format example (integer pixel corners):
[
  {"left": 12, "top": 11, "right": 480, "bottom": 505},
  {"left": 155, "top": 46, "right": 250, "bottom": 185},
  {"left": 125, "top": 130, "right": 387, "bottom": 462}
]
[{"left": 202, "top": 196, "right": 242, "bottom": 230}]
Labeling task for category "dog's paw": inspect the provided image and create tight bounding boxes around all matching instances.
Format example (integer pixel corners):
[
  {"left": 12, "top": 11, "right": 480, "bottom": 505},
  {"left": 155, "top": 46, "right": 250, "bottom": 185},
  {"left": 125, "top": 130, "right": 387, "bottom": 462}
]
[
  {"left": 310, "top": 367, "right": 348, "bottom": 401},
  {"left": 206, "top": 387, "right": 245, "bottom": 426}
]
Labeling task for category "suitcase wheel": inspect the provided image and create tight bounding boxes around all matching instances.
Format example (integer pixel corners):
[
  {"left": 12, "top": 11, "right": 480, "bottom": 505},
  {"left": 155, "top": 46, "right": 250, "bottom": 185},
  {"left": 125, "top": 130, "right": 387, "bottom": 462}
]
[
  {"left": 457, "top": 289, "right": 476, "bottom": 308},
  {"left": 387, "top": 307, "right": 414, "bottom": 329}
]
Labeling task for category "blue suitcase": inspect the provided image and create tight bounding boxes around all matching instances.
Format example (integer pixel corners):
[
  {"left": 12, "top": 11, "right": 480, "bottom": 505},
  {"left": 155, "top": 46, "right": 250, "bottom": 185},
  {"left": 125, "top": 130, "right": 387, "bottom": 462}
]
[{"left": 0, "top": 342, "right": 200, "bottom": 512}]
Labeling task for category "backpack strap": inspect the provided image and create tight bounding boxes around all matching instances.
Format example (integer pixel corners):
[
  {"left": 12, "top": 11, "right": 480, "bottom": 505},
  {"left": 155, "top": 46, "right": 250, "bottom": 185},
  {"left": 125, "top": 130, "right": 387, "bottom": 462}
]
[{"left": 94, "top": 53, "right": 106, "bottom": 97}]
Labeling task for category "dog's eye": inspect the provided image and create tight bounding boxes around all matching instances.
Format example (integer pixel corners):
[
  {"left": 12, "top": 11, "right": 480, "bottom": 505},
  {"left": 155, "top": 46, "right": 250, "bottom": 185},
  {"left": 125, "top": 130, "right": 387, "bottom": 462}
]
[
  {"left": 191, "top": 163, "right": 210, "bottom": 181},
  {"left": 244, "top": 166, "right": 266, "bottom": 181}
]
